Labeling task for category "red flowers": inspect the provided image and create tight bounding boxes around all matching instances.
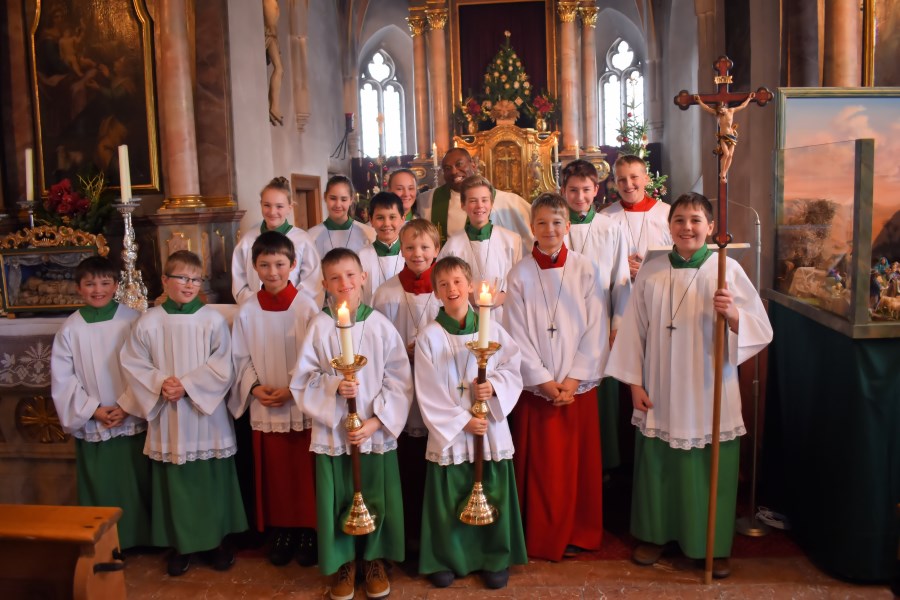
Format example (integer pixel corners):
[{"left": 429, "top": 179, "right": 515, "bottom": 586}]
[
  {"left": 533, "top": 95, "right": 554, "bottom": 116},
  {"left": 46, "top": 179, "right": 89, "bottom": 216},
  {"left": 465, "top": 97, "right": 482, "bottom": 117}
]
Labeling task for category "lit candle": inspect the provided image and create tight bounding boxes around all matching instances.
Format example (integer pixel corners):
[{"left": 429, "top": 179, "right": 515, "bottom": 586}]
[
  {"left": 575, "top": 140, "right": 580, "bottom": 161},
  {"left": 118, "top": 145, "right": 132, "bottom": 201},
  {"left": 432, "top": 143, "right": 439, "bottom": 168},
  {"left": 24, "top": 148, "right": 34, "bottom": 202},
  {"left": 477, "top": 283, "right": 492, "bottom": 349},
  {"left": 337, "top": 302, "right": 355, "bottom": 366},
  {"left": 552, "top": 137, "right": 559, "bottom": 164}
]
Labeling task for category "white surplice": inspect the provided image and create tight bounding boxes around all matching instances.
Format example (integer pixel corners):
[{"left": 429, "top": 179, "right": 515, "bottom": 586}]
[
  {"left": 231, "top": 223, "right": 323, "bottom": 305},
  {"left": 565, "top": 212, "right": 632, "bottom": 331},
  {"left": 358, "top": 244, "right": 405, "bottom": 305},
  {"left": 601, "top": 199, "right": 673, "bottom": 261},
  {"left": 415, "top": 320, "right": 522, "bottom": 465},
  {"left": 505, "top": 249, "right": 608, "bottom": 398},
  {"left": 604, "top": 253, "right": 773, "bottom": 449},
  {"left": 119, "top": 306, "right": 236, "bottom": 464},
  {"left": 51, "top": 305, "right": 146, "bottom": 441},
  {"left": 290, "top": 310, "right": 413, "bottom": 456},
  {"left": 229, "top": 292, "right": 320, "bottom": 432},
  {"left": 306, "top": 220, "right": 375, "bottom": 258}
]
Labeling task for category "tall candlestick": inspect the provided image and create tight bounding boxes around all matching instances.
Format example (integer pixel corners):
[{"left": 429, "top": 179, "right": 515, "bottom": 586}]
[
  {"left": 477, "top": 283, "right": 492, "bottom": 349},
  {"left": 432, "top": 142, "right": 439, "bottom": 168},
  {"left": 118, "top": 145, "right": 132, "bottom": 202},
  {"left": 337, "top": 302, "right": 355, "bottom": 366},
  {"left": 575, "top": 140, "right": 580, "bottom": 161},
  {"left": 24, "top": 148, "right": 34, "bottom": 202}
]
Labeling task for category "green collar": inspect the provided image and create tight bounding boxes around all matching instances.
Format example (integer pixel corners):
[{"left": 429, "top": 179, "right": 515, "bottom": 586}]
[
  {"left": 373, "top": 238, "right": 401, "bottom": 256},
  {"left": 464, "top": 220, "right": 493, "bottom": 241},
  {"left": 323, "top": 303, "right": 374, "bottom": 321},
  {"left": 668, "top": 244, "right": 713, "bottom": 269},
  {"left": 324, "top": 217, "right": 353, "bottom": 231},
  {"left": 261, "top": 220, "right": 292, "bottom": 235},
  {"left": 569, "top": 206, "right": 595, "bottom": 224},
  {"left": 79, "top": 301, "right": 118, "bottom": 323},
  {"left": 405, "top": 211, "right": 415, "bottom": 222},
  {"left": 435, "top": 307, "right": 478, "bottom": 334},
  {"left": 161, "top": 296, "right": 205, "bottom": 314}
]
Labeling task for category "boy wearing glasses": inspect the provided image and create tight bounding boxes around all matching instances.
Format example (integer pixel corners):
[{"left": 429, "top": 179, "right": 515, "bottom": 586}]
[{"left": 121, "top": 250, "right": 247, "bottom": 576}]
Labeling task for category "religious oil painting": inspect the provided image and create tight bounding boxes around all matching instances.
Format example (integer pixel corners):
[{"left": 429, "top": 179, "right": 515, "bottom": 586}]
[{"left": 28, "top": 0, "right": 160, "bottom": 197}]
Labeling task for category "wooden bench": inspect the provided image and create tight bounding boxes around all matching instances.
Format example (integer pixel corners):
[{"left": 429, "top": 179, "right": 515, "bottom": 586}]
[{"left": 0, "top": 504, "right": 126, "bottom": 599}]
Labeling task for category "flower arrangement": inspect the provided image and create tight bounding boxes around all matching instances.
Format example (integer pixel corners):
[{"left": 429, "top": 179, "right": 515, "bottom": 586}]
[
  {"left": 37, "top": 172, "right": 115, "bottom": 234},
  {"left": 489, "top": 99, "right": 520, "bottom": 124},
  {"left": 614, "top": 101, "right": 669, "bottom": 200},
  {"left": 528, "top": 90, "right": 558, "bottom": 121}
]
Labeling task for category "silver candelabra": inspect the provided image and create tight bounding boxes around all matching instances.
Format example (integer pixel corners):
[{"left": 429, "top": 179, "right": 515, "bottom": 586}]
[{"left": 113, "top": 197, "right": 148, "bottom": 312}]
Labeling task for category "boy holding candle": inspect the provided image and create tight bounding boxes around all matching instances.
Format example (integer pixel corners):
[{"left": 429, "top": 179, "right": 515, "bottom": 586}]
[
  {"left": 119, "top": 250, "right": 246, "bottom": 576},
  {"left": 358, "top": 192, "right": 406, "bottom": 304},
  {"left": 415, "top": 256, "right": 527, "bottom": 589},
  {"left": 291, "top": 248, "right": 412, "bottom": 600},
  {"left": 51, "top": 256, "right": 151, "bottom": 550},
  {"left": 230, "top": 231, "right": 320, "bottom": 566},
  {"left": 505, "top": 192, "right": 608, "bottom": 562},
  {"left": 438, "top": 175, "right": 522, "bottom": 325}
]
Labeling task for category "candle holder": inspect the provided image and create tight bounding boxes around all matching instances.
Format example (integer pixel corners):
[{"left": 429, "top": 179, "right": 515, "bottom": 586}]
[
  {"left": 17, "top": 197, "right": 36, "bottom": 229},
  {"left": 459, "top": 340, "right": 502, "bottom": 526},
  {"left": 114, "top": 197, "right": 148, "bottom": 312},
  {"left": 552, "top": 161, "right": 563, "bottom": 193}
]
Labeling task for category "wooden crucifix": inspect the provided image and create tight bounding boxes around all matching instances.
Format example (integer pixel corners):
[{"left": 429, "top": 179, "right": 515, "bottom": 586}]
[{"left": 673, "top": 56, "right": 772, "bottom": 586}]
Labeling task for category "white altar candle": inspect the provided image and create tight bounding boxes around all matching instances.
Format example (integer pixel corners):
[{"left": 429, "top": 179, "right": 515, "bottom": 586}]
[
  {"left": 24, "top": 148, "right": 33, "bottom": 202},
  {"left": 477, "top": 283, "right": 492, "bottom": 349},
  {"left": 552, "top": 137, "right": 559, "bottom": 164},
  {"left": 118, "top": 145, "right": 132, "bottom": 201},
  {"left": 337, "top": 301, "right": 355, "bottom": 365},
  {"left": 575, "top": 140, "right": 580, "bottom": 160},
  {"left": 432, "top": 143, "right": 439, "bottom": 167}
]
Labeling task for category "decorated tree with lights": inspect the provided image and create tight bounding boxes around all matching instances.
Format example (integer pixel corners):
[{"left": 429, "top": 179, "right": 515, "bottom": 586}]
[{"left": 481, "top": 31, "right": 532, "bottom": 123}]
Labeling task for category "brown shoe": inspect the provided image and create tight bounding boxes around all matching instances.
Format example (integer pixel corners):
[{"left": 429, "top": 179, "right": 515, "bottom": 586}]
[
  {"left": 330, "top": 561, "right": 356, "bottom": 600},
  {"left": 632, "top": 542, "right": 665, "bottom": 566},
  {"left": 364, "top": 559, "right": 390, "bottom": 598},
  {"left": 712, "top": 557, "right": 731, "bottom": 579}
]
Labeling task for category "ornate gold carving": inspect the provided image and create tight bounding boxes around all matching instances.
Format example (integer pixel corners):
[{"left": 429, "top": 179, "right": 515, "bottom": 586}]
[
  {"left": 201, "top": 231, "right": 211, "bottom": 278},
  {"left": 407, "top": 15, "right": 427, "bottom": 37},
  {"left": 161, "top": 195, "right": 205, "bottom": 210},
  {"left": 714, "top": 75, "right": 734, "bottom": 85},
  {"left": 166, "top": 232, "right": 191, "bottom": 255},
  {"left": 202, "top": 196, "right": 237, "bottom": 209},
  {"left": 426, "top": 8, "right": 448, "bottom": 31},
  {"left": 16, "top": 396, "right": 68, "bottom": 444},
  {"left": 0, "top": 225, "right": 109, "bottom": 256},
  {"left": 579, "top": 6, "right": 600, "bottom": 28},
  {"left": 558, "top": 1, "right": 579, "bottom": 23}
]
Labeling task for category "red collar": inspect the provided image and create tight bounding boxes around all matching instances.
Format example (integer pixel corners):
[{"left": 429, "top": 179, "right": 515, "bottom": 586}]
[
  {"left": 531, "top": 242, "right": 568, "bottom": 269},
  {"left": 258, "top": 282, "right": 298, "bottom": 311},
  {"left": 621, "top": 195, "right": 656, "bottom": 212},
  {"left": 398, "top": 264, "right": 434, "bottom": 294}
]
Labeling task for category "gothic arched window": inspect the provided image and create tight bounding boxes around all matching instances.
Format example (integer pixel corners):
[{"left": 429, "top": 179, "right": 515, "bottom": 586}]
[
  {"left": 359, "top": 50, "right": 406, "bottom": 158},
  {"left": 598, "top": 39, "right": 644, "bottom": 146}
]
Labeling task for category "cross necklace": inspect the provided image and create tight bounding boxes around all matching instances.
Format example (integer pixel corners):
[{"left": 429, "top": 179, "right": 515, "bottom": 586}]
[
  {"left": 376, "top": 244, "right": 403, "bottom": 288},
  {"left": 442, "top": 328, "right": 475, "bottom": 398},
  {"left": 624, "top": 210, "right": 647, "bottom": 257},
  {"left": 401, "top": 288, "right": 434, "bottom": 339},
  {"left": 668, "top": 264, "right": 703, "bottom": 335},
  {"left": 325, "top": 220, "right": 357, "bottom": 252},
  {"left": 569, "top": 215, "right": 596, "bottom": 255},
  {"left": 532, "top": 254, "right": 568, "bottom": 339},
  {"left": 468, "top": 234, "right": 493, "bottom": 287}
]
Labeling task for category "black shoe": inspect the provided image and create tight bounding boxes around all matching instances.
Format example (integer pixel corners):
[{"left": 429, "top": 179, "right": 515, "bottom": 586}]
[
  {"left": 167, "top": 552, "right": 191, "bottom": 576},
  {"left": 563, "top": 544, "right": 583, "bottom": 558},
  {"left": 205, "top": 545, "right": 235, "bottom": 571},
  {"left": 428, "top": 570, "right": 454, "bottom": 588},
  {"left": 269, "top": 529, "right": 297, "bottom": 566},
  {"left": 296, "top": 528, "right": 318, "bottom": 567},
  {"left": 481, "top": 568, "right": 509, "bottom": 589}
]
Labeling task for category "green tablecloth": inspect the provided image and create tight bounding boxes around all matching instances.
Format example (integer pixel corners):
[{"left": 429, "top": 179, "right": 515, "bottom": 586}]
[{"left": 763, "top": 302, "right": 900, "bottom": 582}]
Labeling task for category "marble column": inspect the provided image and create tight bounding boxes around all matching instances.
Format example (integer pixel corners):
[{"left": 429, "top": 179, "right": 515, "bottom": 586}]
[
  {"left": 407, "top": 11, "right": 431, "bottom": 158},
  {"left": 426, "top": 7, "right": 450, "bottom": 157},
  {"left": 823, "top": 0, "right": 860, "bottom": 87},
  {"left": 580, "top": 3, "right": 600, "bottom": 151},
  {"left": 157, "top": 0, "right": 203, "bottom": 210},
  {"left": 558, "top": 1, "right": 580, "bottom": 153},
  {"left": 694, "top": 0, "right": 718, "bottom": 200}
]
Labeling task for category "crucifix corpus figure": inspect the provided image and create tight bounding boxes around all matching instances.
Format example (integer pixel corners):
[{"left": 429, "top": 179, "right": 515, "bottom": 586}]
[
  {"left": 694, "top": 93, "right": 754, "bottom": 182},
  {"left": 263, "top": 0, "right": 284, "bottom": 126}
]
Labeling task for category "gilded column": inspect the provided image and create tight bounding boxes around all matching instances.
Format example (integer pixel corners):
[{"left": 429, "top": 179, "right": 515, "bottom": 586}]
[
  {"left": 157, "top": 0, "right": 203, "bottom": 210},
  {"left": 580, "top": 3, "right": 600, "bottom": 151},
  {"left": 426, "top": 7, "right": 450, "bottom": 157},
  {"left": 407, "top": 11, "right": 431, "bottom": 158},
  {"left": 558, "top": 2, "right": 580, "bottom": 153},
  {"left": 823, "top": 0, "right": 860, "bottom": 86}
]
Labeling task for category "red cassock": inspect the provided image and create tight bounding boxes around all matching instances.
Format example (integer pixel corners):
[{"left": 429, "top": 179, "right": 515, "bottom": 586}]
[
  {"left": 252, "top": 429, "right": 317, "bottom": 531},
  {"left": 512, "top": 389, "right": 603, "bottom": 561}
]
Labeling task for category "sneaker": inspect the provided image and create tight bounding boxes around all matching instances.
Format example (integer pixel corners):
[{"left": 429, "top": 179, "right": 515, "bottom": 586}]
[
  {"left": 481, "top": 568, "right": 509, "bottom": 589},
  {"left": 428, "top": 570, "right": 454, "bottom": 588},
  {"left": 330, "top": 561, "right": 356, "bottom": 600},
  {"left": 364, "top": 559, "right": 390, "bottom": 599},
  {"left": 206, "top": 545, "right": 235, "bottom": 571},
  {"left": 269, "top": 529, "right": 297, "bottom": 566},
  {"left": 166, "top": 552, "right": 191, "bottom": 576},
  {"left": 296, "top": 528, "right": 318, "bottom": 567},
  {"left": 632, "top": 542, "right": 664, "bottom": 566},
  {"left": 712, "top": 557, "right": 731, "bottom": 579}
]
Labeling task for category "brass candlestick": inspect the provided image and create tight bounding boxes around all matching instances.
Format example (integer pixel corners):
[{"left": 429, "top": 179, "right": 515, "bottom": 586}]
[
  {"left": 330, "top": 355, "right": 376, "bottom": 536},
  {"left": 459, "top": 340, "right": 502, "bottom": 526}
]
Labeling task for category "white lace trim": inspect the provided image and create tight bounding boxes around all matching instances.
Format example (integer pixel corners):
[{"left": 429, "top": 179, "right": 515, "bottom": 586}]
[
  {"left": 427, "top": 448, "right": 514, "bottom": 466},
  {"left": 633, "top": 416, "right": 746, "bottom": 449},
  {"left": 250, "top": 419, "right": 310, "bottom": 433},
  {"left": 147, "top": 445, "right": 237, "bottom": 465},
  {"left": 525, "top": 379, "right": 599, "bottom": 402},
  {"left": 310, "top": 439, "right": 398, "bottom": 456},
  {"left": 75, "top": 422, "right": 147, "bottom": 443}
]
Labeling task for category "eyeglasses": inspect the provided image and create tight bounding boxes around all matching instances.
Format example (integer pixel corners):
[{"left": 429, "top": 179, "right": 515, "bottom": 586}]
[{"left": 165, "top": 273, "right": 204, "bottom": 286}]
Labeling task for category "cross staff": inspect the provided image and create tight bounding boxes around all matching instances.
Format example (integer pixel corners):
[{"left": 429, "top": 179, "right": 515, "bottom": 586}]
[{"left": 672, "top": 55, "right": 772, "bottom": 585}]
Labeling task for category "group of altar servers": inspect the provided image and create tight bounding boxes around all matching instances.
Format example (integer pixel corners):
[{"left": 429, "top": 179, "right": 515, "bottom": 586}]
[{"left": 49, "top": 151, "right": 772, "bottom": 599}]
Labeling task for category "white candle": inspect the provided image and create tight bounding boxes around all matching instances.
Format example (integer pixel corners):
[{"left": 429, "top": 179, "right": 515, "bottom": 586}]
[
  {"left": 552, "top": 137, "right": 559, "bottom": 164},
  {"left": 337, "top": 302, "right": 355, "bottom": 366},
  {"left": 575, "top": 140, "right": 580, "bottom": 160},
  {"left": 24, "top": 148, "right": 34, "bottom": 202},
  {"left": 477, "top": 283, "right": 492, "bottom": 349},
  {"left": 118, "top": 145, "right": 132, "bottom": 201},
  {"left": 432, "top": 143, "right": 439, "bottom": 167}
]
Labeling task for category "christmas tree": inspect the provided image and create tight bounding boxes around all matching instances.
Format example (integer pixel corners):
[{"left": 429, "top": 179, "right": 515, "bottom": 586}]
[{"left": 481, "top": 31, "right": 532, "bottom": 123}]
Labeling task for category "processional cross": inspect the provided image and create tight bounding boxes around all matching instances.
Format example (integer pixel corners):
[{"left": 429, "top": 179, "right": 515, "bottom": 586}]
[{"left": 672, "top": 56, "right": 772, "bottom": 585}]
